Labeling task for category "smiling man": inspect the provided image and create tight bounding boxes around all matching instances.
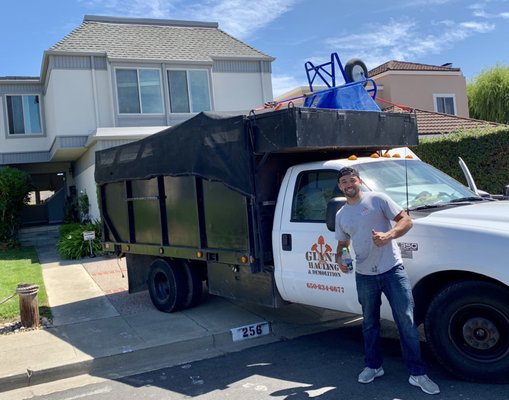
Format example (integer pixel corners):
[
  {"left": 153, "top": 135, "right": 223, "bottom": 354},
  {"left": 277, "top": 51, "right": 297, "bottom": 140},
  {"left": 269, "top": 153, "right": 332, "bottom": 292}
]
[{"left": 334, "top": 166, "right": 440, "bottom": 395}]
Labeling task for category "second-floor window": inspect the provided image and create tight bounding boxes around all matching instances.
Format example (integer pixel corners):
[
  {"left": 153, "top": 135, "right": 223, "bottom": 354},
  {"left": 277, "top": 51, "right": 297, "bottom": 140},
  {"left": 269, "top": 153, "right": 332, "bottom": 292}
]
[
  {"left": 6, "top": 95, "right": 42, "bottom": 135},
  {"left": 434, "top": 94, "right": 456, "bottom": 115},
  {"left": 168, "top": 70, "right": 211, "bottom": 113},
  {"left": 116, "top": 69, "right": 163, "bottom": 114}
]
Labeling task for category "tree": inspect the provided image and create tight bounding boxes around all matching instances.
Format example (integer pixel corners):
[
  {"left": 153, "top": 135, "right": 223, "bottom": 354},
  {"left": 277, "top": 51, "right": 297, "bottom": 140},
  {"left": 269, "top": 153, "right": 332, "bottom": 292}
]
[
  {"left": 467, "top": 64, "right": 509, "bottom": 124},
  {"left": 0, "top": 167, "right": 31, "bottom": 244}
]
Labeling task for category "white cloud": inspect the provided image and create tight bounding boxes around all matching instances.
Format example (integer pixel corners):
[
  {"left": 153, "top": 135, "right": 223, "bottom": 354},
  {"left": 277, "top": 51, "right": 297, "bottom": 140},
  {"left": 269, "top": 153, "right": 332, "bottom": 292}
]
[
  {"left": 81, "top": 0, "right": 176, "bottom": 18},
  {"left": 468, "top": 0, "right": 509, "bottom": 19},
  {"left": 184, "top": 0, "right": 298, "bottom": 39},
  {"left": 81, "top": 0, "right": 298, "bottom": 39},
  {"left": 323, "top": 18, "right": 495, "bottom": 70},
  {"left": 271, "top": 74, "right": 307, "bottom": 98}
]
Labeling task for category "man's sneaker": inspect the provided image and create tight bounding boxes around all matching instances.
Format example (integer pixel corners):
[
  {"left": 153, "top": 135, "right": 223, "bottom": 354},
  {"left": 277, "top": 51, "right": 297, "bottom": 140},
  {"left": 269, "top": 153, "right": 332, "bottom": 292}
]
[
  {"left": 409, "top": 375, "right": 440, "bottom": 395},
  {"left": 358, "top": 367, "right": 384, "bottom": 383}
]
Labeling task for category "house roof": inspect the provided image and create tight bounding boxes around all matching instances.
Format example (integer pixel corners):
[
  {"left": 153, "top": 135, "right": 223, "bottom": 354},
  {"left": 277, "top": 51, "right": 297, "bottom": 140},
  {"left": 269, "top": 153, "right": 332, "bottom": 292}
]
[
  {"left": 369, "top": 60, "right": 460, "bottom": 78},
  {"left": 384, "top": 106, "right": 505, "bottom": 136},
  {"left": 48, "top": 15, "right": 273, "bottom": 62}
]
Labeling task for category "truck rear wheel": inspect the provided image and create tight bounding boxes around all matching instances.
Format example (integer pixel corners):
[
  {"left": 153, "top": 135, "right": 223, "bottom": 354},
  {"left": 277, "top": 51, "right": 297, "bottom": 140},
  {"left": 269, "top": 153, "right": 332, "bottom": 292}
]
[
  {"left": 148, "top": 259, "right": 187, "bottom": 312},
  {"left": 181, "top": 260, "right": 203, "bottom": 309},
  {"left": 425, "top": 281, "right": 509, "bottom": 383}
]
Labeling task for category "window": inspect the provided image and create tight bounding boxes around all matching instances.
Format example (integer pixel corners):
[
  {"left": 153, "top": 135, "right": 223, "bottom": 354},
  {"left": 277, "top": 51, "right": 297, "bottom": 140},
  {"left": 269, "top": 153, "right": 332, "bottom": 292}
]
[
  {"left": 116, "top": 69, "right": 163, "bottom": 114},
  {"left": 6, "top": 95, "right": 42, "bottom": 135},
  {"left": 168, "top": 70, "right": 211, "bottom": 113},
  {"left": 433, "top": 94, "right": 456, "bottom": 115},
  {"left": 291, "top": 170, "right": 340, "bottom": 222}
]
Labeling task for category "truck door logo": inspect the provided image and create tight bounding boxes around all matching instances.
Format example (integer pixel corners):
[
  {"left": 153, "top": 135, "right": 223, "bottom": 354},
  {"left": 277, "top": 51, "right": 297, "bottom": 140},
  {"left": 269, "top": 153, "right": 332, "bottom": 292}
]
[
  {"left": 398, "top": 242, "right": 418, "bottom": 259},
  {"left": 305, "top": 235, "right": 345, "bottom": 276}
]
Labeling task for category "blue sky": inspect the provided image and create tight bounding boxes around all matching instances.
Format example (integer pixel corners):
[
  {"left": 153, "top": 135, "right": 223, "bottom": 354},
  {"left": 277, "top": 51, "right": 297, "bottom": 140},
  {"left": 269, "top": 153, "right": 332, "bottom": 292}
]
[{"left": 1, "top": 0, "right": 508, "bottom": 97}]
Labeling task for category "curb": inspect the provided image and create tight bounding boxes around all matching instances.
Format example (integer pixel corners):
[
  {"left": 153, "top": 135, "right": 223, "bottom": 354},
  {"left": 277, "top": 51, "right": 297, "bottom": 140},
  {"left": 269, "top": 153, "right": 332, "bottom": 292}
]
[
  {"left": 0, "top": 314, "right": 347, "bottom": 393},
  {"left": 0, "top": 326, "right": 281, "bottom": 393}
]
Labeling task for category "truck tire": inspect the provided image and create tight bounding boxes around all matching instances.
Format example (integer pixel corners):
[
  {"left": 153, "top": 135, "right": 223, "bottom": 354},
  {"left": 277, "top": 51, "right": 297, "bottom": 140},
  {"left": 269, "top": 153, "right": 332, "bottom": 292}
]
[
  {"left": 148, "top": 259, "right": 187, "bottom": 312},
  {"left": 181, "top": 260, "right": 203, "bottom": 309},
  {"left": 344, "top": 58, "right": 368, "bottom": 84},
  {"left": 425, "top": 281, "right": 509, "bottom": 383}
]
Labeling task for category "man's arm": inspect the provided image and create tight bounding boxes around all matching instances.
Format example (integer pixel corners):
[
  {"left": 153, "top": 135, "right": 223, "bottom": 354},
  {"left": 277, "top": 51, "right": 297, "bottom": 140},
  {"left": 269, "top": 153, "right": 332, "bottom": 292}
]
[{"left": 371, "top": 210, "right": 413, "bottom": 247}]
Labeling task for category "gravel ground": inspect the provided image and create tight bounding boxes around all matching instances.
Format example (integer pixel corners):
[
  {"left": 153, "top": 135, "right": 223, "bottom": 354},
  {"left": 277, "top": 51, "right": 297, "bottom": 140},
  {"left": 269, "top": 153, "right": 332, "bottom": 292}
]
[{"left": 0, "top": 316, "right": 52, "bottom": 335}]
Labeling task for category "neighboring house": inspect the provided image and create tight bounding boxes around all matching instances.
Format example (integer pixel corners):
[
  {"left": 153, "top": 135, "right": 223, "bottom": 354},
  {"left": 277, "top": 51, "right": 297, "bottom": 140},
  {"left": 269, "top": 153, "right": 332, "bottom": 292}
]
[
  {"left": 0, "top": 15, "right": 274, "bottom": 225},
  {"left": 368, "top": 60, "right": 469, "bottom": 117},
  {"left": 275, "top": 60, "right": 469, "bottom": 118},
  {"left": 274, "top": 59, "right": 505, "bottom": 140}
]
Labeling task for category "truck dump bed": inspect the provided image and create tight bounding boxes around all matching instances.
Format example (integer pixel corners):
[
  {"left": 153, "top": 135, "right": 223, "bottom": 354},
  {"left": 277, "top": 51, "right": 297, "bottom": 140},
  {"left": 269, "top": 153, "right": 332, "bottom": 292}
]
[
  {"left": 95, "top": 106, "right": 417, "bottom": 305},
  {"left": 95, "top": 107, "right": 417, "bottom": 196}
]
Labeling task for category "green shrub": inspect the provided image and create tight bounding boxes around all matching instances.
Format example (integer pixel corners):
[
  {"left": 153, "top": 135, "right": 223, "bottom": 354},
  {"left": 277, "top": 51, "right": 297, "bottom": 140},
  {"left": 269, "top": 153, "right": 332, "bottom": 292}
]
[
  {"left": 57, "top": 221, "right": 103, "bottom": 259},
  {"left": 414, "top": 127, "right": 509, "bottom": 194},
  {"left": 0, "top": 167, "right": 31, "bottom": 244}
]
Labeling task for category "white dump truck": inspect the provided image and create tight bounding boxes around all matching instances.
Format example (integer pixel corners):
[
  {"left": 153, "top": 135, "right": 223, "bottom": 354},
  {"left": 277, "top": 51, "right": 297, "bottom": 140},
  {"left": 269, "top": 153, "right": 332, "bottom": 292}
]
[{"left": 95, "top": 106, "right": 508, "bottom": 383}]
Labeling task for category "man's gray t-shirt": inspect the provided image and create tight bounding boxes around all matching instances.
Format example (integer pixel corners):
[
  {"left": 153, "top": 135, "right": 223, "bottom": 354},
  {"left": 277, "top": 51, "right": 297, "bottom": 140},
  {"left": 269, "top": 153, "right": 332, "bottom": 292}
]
[{"left": 335, "top": 192, "right": 403, "bottom": 275}]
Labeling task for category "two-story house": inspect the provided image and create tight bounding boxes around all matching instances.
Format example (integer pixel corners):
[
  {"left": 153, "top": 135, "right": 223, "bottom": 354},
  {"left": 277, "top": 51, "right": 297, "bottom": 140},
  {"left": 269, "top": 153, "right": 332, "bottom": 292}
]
[
  {"left": 275, "top": 59, "right": 469, "bottom": 118},
  {"left": 275, "top": 58, "right": 504, "bottom": 138},
  {"left": 369, "top": 60, "right": 469, "bottom": 117},
  {"left": 0, "top": 15, "right": 274, "bottom": 226}
]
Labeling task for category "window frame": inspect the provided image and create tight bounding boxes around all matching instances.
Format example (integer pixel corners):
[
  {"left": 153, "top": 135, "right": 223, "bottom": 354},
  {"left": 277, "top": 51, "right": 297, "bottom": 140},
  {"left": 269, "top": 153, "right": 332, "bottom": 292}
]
[
  {"left": 433, "top": 93, "right": 456, "bottom": 115},
  {"left": 291, "top": 169, "right": 341, "bottom": 223},
  {"left": 166, "top": 68, "right": 212, "bottom": 114},
  {"left": 5, "top": 94, "right": 43, "bottom": 136},
  {"left": 115, "top": 67, "right": 165, "bottom": 115}
]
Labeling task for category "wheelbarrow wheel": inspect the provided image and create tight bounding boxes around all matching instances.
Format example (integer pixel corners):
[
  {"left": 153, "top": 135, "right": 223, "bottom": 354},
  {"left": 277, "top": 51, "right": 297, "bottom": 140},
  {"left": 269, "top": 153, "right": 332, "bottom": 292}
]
[{"left": 345, "top": 58, "right": 368, "bottom": 84}]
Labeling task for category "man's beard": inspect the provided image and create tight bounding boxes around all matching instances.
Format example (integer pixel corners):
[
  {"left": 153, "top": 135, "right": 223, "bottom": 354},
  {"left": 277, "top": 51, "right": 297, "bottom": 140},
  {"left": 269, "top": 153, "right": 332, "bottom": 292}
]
[{"left": 343, "top": 187, "right": 358, "bottom": 198}]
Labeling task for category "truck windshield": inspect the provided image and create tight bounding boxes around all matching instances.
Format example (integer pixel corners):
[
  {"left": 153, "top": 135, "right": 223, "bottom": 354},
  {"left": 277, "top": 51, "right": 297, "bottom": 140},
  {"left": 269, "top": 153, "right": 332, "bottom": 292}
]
[{"left": 355, "top": 159, "right": 480, "bottom": 209}]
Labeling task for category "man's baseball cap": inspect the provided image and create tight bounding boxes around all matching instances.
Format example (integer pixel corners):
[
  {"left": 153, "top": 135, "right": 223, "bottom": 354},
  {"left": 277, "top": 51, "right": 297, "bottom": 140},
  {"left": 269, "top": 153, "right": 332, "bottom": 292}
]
[{"left": 338, "top": 167, "right": 360, "bottom": 179}]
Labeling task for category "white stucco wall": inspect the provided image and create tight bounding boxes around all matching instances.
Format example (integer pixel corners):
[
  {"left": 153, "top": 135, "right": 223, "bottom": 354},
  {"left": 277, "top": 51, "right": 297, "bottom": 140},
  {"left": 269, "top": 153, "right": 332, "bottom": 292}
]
[
  {"left": 73, "top": 162, "right": 99, "bottom": 220},
  {"left": 212, "top": 72, "right": 273, "bottom": 111},
  {"left": 73, "top": 143, "right": 101, "bottom": 220},
  {"left": 93, "top": 69, "right": 114, "bottom": 127},
  {"left": 44, "top": 69, "right": 98, "bottom": 139}
]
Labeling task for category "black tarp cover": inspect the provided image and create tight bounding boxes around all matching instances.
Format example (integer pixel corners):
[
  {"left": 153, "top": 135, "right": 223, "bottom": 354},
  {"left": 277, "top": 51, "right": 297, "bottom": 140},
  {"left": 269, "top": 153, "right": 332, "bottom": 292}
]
[
  {"left": 95, "top": 108, "right": 417, "bottom": 196},
  {"left": 95, "top": 112, "right": 256, "bottom": 196}
]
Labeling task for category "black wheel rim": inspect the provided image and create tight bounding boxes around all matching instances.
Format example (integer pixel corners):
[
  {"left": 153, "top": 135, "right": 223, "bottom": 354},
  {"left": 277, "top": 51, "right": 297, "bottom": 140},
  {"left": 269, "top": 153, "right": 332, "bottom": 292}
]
[
  {"left": 154, "top": 270, "right": 170, "bottom": 302},
  {"left": 449, "top": 303, "right": 509, "bottom": 361}
]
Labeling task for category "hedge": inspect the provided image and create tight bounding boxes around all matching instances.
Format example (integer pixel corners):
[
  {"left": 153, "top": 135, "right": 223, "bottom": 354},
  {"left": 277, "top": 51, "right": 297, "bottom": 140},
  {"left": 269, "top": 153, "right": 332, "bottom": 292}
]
[{"left": 413, "top": 127, "right": 509, "bottom": 195}]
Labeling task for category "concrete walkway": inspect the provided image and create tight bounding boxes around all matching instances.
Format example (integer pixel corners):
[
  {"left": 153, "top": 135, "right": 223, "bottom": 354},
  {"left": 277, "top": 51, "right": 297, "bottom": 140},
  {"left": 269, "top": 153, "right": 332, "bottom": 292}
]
[{"left": 0, "top": 244, "right": 357, "bottom": 394}]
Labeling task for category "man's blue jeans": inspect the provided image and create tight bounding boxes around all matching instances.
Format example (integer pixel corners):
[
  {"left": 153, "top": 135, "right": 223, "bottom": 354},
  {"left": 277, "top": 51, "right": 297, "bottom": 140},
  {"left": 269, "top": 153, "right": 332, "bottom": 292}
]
[{"left": 355, "top": 264, "right": 427, "bottom": 376}]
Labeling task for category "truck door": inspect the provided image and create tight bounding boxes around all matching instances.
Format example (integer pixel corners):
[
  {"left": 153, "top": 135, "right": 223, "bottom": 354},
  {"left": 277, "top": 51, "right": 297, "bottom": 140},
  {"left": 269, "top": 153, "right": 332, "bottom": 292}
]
[{"left": 274, "top": 167, "right": 361, "bottom": 314}]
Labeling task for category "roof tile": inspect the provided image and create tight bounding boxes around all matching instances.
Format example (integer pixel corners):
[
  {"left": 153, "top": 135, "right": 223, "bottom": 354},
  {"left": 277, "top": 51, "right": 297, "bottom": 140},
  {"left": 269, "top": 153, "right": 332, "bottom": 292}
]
[
  {"left": 369, "top": 60, "right": 460, "bottom": 77},
  {"left": 384, "top": 106, "right": 505, "bottom": 135},
  {"left": 49, "top": 16, "right": 272, "bottom": 62}
]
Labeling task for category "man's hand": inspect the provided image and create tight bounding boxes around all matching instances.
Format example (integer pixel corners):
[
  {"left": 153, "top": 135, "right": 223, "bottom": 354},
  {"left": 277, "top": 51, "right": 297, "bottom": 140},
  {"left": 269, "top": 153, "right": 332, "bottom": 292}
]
[
  {"left": 371, "top": 211, "right": 413, "bottom": 247},
  {"left": 371, "top": 229, "right": 392, "bottom": 247}
]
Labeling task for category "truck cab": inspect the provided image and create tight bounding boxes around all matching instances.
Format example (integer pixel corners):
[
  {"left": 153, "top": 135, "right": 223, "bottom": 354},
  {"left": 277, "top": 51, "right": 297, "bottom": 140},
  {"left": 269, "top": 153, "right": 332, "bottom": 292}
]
[{"left": 272, "top": 150, "right": 509, "bottom": 383}]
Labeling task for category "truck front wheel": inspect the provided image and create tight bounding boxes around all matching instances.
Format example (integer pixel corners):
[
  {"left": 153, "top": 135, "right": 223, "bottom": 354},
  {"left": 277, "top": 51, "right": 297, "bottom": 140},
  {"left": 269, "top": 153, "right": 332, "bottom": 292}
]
[
  {"left": 425, "top": 281, "right": 509, "bottom": 383},
  {"left": 148, "top": 259, "right": 187, "bottom": 312}
]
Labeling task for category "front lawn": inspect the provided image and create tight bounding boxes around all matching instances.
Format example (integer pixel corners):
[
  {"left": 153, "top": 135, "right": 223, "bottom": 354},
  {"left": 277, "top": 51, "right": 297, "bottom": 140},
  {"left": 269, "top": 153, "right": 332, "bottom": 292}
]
[{"left": 0, "top": 247, "right": 50, "bottom": 322}]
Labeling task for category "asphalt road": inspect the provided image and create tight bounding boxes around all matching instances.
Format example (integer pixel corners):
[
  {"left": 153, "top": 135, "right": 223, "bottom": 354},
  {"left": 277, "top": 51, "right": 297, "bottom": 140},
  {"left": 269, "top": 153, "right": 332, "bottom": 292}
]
[{"left": 11, "top": 324, "right": 509, "bottom": 400}]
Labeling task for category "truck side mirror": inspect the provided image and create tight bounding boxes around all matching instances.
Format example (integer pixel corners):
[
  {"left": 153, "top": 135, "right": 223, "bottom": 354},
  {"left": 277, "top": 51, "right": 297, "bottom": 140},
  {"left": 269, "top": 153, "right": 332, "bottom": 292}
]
[
  {"left": 503, "top": 184, "right": 509, "bottom": 199},
  {"left": 326, "top": 197, "right": 346, "bottom": 232}
]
